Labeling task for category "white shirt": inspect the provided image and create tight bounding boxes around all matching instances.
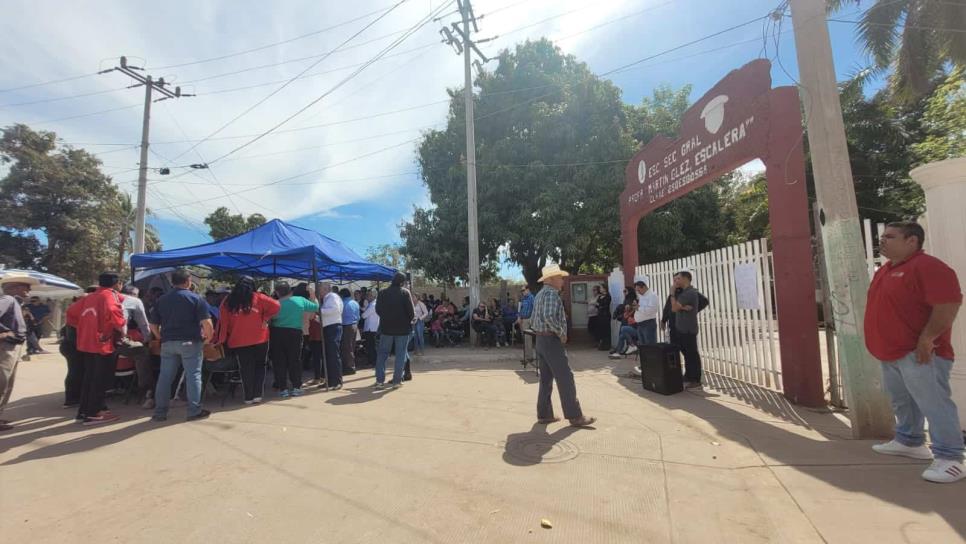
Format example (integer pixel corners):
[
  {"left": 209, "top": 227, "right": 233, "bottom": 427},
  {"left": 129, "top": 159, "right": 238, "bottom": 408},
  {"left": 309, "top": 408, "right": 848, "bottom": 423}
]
[
  {"left": 320, "top": 291, "right": 344, "bottom": 328},
  {"left": 634, "top": 289, "right": 659, "bottom": 323},
  {"left": 361, "top": 299, "right": 379, "bottom": 332},
  {"left": 414, "top": 301, "right": 429, "bottom": 322}
]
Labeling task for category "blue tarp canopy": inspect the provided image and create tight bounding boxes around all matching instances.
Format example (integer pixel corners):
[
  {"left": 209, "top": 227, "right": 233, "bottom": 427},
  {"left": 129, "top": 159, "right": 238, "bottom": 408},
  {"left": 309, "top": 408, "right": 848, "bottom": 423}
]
[{"left": 130, "top": 219, "right": 396, "bottom": 281}]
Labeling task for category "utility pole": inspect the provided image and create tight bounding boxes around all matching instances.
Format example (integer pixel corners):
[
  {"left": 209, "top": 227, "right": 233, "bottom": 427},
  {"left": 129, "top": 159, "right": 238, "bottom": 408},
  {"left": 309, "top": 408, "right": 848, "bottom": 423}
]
[
  {"left": 789, "top": 0, "right": 892, "bottom": 438},
  {"left": 441, "top": 0, "right": 495, "bottom": 343},
  {"left": 101, "top": 57, "right": 190, "bottom": 255}
]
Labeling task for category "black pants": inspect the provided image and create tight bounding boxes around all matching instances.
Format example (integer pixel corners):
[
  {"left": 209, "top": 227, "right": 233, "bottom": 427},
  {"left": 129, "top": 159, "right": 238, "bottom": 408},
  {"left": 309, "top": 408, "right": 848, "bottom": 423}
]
[
  {"left": 596, "top": 316, "right": 611, "bottom": 350},
  {"left": 78, "top": 352, "right": 115, "bottom": 419},
  {"left": 308, "top": 340, "right": 323, "bottom": 380},
  {"left": 362, "top": 332, "right": 378, "bottom": 367},
  {"left": 535, "top": 335, "right": 583, "bottom": 420},
  {"left": 323, "top": 324, "right": 343, "bottom": 387},
  {"left": 235, "top": 342, "right": 268, "bottom": 400},
  {"left": 60, "top": 341, "right": 84, "bottom": 405},
  {"left": 270, "top": 328, "right": 304, "bottom": 390},
  {"left": 677, "top": 332, "right": 702, "bottom": 383}
]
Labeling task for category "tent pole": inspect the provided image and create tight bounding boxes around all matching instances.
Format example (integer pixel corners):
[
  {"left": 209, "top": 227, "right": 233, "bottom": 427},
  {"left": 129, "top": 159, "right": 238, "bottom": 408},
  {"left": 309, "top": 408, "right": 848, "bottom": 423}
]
[{"left": 313, "top": 261, "right": 329, "bottom": 392}]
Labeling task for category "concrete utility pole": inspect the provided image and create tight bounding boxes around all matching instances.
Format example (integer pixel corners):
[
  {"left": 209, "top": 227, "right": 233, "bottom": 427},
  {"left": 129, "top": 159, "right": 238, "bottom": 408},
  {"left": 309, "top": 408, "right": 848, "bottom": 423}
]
[
  {"left": 789, "top": 0, "right": 893, "bottom": 438},
  {"left": 101, "top": 57, "right": 190, "bottom": 255},
  {"left": 441, "top": 0, "right": 494, "bottom": 343}
]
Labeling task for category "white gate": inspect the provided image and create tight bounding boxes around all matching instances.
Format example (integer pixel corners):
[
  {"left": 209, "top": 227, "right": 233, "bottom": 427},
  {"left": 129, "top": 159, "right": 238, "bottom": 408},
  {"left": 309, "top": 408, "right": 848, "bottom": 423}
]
[{"left": 636, "top": 238, "right": 782, "bottom": 391}]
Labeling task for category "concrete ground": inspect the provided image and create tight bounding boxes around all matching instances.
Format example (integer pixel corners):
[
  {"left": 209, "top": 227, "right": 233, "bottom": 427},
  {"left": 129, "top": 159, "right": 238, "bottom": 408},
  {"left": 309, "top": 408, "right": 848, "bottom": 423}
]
[{"left": 1, "top": 340, "right": 963, "bottom": 544}]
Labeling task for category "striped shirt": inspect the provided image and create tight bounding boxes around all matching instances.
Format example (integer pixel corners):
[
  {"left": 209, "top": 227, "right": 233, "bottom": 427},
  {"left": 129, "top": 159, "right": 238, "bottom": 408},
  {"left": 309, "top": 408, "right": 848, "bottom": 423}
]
[{"left": 530, "top": 285, "right": 567, "bottom": 337}]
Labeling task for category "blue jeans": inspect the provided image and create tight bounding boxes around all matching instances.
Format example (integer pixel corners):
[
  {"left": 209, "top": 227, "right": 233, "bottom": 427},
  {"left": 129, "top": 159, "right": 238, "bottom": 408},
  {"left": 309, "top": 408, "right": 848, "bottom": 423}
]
[
  {"left": 376, "top": 334, "right": 409, "bottom": 385},
  {"left": 155, "top": 340, "right": 204, "bottom": 418},
  {"left": 880, "top": 353, "right": 964, "bottom": 461},
  {"left": 413, "top": 320, "right": 426, "bottom": 352},
  {"left": 614, "top": 325, "right": 638, "bottom": 354},
  {"left": 637, "top": 319, "right": 657, "bottom": 346}
]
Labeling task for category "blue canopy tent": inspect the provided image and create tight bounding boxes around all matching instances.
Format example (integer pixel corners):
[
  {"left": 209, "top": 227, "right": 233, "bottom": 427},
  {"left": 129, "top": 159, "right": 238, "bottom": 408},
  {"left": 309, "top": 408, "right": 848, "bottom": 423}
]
[
  {"left": 130, "top": 219, "right": 396, "bottom": 282},
  {"left": 130, "top": 219, "right": 395, "bottom": 392}
]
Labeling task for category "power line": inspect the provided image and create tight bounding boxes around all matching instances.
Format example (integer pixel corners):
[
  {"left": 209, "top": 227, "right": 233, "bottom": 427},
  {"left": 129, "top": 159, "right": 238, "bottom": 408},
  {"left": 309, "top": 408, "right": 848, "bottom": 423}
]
[
  {"left": 151, "top": 138, "right": 418, "bottom": 212},
  {"left": 151, "top": 4, "right": 397, "bottom": 70},
  {"left": 202, "top": 0, "right": 455, "bottom": 165},
  {"left": 166, "top": 0, "right": 412, "bottom": 164},
  {"left": 0, "top": 72, "right": 99, "bottom": 94},
  {"left": 143, "top": 4, "right": 785, "bottom": 211}
]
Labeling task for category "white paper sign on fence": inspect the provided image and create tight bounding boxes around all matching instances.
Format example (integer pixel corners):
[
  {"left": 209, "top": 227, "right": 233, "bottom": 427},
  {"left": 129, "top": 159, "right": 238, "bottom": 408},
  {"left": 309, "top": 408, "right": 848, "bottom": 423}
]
[{"left": 734, "top": 262, "right": 761, "bottom": 310}]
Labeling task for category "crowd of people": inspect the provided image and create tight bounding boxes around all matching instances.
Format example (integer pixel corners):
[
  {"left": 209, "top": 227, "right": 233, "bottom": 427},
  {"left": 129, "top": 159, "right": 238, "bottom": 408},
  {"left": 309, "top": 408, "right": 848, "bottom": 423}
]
[
  {"left": 1, "top": 220, "right": 962, "bottom": 484},
  {"left": 0, "top": 268, "right": 538, "bottom": 430},
  {"left": 604, "top": 272, "right": 707, "bottom": 389}
]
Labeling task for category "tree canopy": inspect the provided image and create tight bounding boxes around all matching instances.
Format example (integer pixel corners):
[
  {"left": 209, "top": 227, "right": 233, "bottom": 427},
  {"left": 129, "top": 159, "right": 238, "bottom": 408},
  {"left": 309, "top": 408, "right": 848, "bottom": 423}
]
[
  {"left": 403, "top": 39, "right": 633, "bottom": 287},
  {"left": 0, "top": 124, "right": 152, "bottom": 284},
  {"left": 203, "top": 207, "right": 267, "bottom": 240}
]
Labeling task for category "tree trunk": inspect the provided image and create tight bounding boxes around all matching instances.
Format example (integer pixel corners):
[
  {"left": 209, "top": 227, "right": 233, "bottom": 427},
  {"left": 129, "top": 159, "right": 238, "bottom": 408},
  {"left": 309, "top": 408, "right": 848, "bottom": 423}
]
[
  {"left": 117, "top": 229, "right": 126, "bottom": 273},
  {"left": 521, "top": 252, "right": 543, "bottom": 291}
]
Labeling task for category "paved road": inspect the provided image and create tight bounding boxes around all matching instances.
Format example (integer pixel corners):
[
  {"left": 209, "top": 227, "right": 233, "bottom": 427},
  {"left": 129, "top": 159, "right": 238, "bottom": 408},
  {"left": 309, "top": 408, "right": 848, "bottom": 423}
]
[{"left": 1, "top": 342, "right": 962, "bottom": 543}]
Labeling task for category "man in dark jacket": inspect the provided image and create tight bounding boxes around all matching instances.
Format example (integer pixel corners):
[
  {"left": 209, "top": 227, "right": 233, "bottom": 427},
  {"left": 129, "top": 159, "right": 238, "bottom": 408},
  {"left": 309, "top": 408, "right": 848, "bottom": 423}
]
[{"left": 374, "top": 273, "right": 415, "bottom": 389}]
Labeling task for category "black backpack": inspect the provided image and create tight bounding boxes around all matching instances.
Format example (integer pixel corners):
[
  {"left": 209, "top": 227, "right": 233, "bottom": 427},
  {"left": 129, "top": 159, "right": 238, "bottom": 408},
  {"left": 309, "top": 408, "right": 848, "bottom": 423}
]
[{"left": 697, "top": 292, "right": 709, "bottom": 312}]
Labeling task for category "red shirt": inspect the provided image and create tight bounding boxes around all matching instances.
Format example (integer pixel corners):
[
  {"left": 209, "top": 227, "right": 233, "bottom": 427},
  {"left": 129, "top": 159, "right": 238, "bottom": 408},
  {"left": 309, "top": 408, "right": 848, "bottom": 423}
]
[
  {"left": 865, "top": 251, "right": 963, "bottom": 361},
  {"left": 308, "top": 318, "right": 322, "bottom": 342},
  {"left": 65, "top": 297, "right": 84, "bottom": 327},
  {"left": 75, "top": 288, "right": 127, "bottom": 355},
  {"left": 216, "top": 293, "right": 281, "bottom": 348}
]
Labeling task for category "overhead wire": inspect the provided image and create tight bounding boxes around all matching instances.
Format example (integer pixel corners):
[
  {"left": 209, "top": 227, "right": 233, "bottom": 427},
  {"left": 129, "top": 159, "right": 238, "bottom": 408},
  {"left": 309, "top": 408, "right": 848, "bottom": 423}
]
[
  {"left": 200, "top": 0, "right": 457, "bottom": 165},
  {"left": 149, "top": 3, "right": 782, "bottom": 211},
  {"left": 165, "top": 0, "right": 413, "bottom": 164}
]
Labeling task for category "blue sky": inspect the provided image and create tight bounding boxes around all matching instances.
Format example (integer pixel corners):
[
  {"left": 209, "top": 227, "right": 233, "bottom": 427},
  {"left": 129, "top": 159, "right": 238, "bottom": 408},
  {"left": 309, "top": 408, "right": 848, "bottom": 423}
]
[{"left": 0, "top": 0, "right": 878, "bottom": 279}]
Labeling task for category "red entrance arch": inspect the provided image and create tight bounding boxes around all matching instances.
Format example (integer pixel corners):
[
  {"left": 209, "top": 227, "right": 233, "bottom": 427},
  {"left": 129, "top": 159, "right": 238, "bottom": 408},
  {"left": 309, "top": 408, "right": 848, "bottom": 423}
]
[{"left": 619, "top": 60, "right": 822, "bottom": 407}]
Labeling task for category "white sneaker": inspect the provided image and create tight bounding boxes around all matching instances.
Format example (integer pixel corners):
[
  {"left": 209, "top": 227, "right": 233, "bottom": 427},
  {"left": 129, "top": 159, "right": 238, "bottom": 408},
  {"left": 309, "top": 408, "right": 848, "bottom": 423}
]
[
  {"left": 921, "top": 459, "right": 966, "bottom": 483},
  {"left": 871, "top": 439, "right": 933, "bottom": 460},
  {"left": 608, "top": 352, "right": 621, "bottom": 359},
  {"left": 625, "top": 345, "right": 638, "bottom": 355}
]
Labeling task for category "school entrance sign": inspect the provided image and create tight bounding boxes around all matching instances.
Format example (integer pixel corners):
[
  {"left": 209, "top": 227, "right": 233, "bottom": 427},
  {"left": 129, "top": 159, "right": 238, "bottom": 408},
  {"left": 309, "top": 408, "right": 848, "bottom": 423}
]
[{"left": 620, "top": 59, "right": 822, "bottom": 406}]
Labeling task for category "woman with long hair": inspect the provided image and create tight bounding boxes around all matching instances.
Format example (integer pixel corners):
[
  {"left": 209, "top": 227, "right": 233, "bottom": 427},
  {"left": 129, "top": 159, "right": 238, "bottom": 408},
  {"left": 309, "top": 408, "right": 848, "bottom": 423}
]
[{"left": 215, "top": 277, "right": 281, "bottom": 404}]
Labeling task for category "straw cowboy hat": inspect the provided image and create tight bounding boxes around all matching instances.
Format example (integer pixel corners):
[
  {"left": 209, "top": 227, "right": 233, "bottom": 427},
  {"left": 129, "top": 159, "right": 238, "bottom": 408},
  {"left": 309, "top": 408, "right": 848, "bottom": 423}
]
[
  {"left": 0, "top": 273, "right": 40, "bottom": 287},
  {"left": 538, "top": 264, "right": 570, "bottom": 283}
]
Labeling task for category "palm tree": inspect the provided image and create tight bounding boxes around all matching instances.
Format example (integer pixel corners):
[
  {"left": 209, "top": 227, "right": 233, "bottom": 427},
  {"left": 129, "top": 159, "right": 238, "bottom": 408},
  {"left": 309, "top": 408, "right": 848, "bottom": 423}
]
[
  {"left": 116, "top": 192, "right": 161, "bottom": 271},
  {"left": 828, "top": 0, "right": 966, "bottom": 100}
]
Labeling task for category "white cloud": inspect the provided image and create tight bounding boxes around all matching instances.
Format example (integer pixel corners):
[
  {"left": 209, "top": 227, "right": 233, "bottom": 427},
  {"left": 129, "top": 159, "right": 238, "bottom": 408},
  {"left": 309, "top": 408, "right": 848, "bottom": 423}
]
[{"left": 0, "top": 0, "right": 673, "bottom": 234}]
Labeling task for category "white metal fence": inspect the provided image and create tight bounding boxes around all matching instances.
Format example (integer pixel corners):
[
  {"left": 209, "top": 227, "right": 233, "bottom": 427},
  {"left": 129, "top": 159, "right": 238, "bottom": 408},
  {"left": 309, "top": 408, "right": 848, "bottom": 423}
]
[{"left": 636, "top": 238, "right": 782, "bottom": 391}]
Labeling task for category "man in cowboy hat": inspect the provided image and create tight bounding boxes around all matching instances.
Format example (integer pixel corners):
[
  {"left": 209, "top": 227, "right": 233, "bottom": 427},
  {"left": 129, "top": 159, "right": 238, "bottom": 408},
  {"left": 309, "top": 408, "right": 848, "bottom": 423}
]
[
  {"left": 0, "top": 274, "right": 37, "bottom": 431},
  {"left": 530, "top": 264, "right": 595, "bottom": 427}
]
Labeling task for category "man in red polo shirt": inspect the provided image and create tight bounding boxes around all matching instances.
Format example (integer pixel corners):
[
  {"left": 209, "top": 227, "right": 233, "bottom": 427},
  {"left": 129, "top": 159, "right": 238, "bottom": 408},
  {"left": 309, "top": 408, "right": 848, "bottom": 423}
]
[{"left": 865, "top": 221, "right": 964, "bottom": 484}]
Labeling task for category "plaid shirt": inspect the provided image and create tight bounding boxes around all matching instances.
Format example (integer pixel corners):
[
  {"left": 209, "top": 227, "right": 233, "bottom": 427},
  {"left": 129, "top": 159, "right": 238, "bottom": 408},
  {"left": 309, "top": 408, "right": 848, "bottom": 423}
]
[{"left": 530, "top": 285, "right": 566, "bottom": 337}]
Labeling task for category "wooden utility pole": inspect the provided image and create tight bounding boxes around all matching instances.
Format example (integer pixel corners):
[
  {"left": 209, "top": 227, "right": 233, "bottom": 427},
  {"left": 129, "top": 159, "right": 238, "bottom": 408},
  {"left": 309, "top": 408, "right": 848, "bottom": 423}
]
[
  {"left": 789, "top": 0, "right": 892, "bottom": 437},
  {"left": 441, "top": 0, "right": 494, "bottom": 343},
  {"left": 101, "top": 57, "right": 190, "bottom": 255}
]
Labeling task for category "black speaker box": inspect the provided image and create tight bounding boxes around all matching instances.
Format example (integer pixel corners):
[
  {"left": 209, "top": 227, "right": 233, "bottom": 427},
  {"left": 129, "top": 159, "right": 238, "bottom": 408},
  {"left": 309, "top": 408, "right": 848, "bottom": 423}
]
[{"left": 639, "top": 343, "right": 683, "bottom": 395}]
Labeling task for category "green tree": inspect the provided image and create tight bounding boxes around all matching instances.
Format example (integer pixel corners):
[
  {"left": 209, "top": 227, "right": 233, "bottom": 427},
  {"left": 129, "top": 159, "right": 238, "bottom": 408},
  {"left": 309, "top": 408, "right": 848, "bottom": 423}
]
[
  {"left": 115, "top": 191, "right": 162, "bottom": 271},
  {"left": 365, "top": 243, "right": 407, "bottom": 270},
  {"left": 721, "top": 173, "right": 771, "bottom": 245},
  {"left": 0, "top": 230, "right": 42, "bottom": 269},
  {"left": 836, "top": 72, "right": 932, "bottom": 222},
  {"left": 203, "top": 207, "right": 268, "bottom": 240},
  {"left": 403, "top": 39, "right": 633, "bottom": 287},
  {"left": 0, "top": 124, "right": 125, "bottom": 284},
  {"left": 828, "top": 0, "right": 966, "bottom": 101},
  {"left": 912, "top": 68, "right": 966, "bottom": 162}
]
